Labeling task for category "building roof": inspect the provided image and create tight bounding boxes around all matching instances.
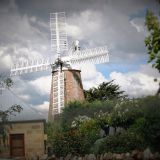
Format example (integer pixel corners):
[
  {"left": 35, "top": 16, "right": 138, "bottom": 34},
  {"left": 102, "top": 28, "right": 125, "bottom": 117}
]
[{"left": 0, "top": 89, "right": 47, "bottom": 122}]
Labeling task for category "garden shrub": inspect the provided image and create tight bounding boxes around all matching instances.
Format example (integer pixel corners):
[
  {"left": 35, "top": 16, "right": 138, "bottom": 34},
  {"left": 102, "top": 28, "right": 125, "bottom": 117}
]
[
  {"left": 61, "top": 100, "right": 115, "bottom": 131},
  {"left": 52, "top": 129, "right": 97, "bottom": 157},
  {"left": 49, "top": 96, "right": 160, "bottom": 156},
  {"left": 97, "top": 131, "right": 145, "bottom": 154},
  {"left": 51, "top": 129, "right": 84, "bottom": 156},
  {"left": 52, "top": 116, "right": 100, "bottom": 157},
  {"left": 141, "top": 96, "right": 160, "bottom": 151},
  {"left": 129, "top": 96, "right": 160, "bottom": 151}
]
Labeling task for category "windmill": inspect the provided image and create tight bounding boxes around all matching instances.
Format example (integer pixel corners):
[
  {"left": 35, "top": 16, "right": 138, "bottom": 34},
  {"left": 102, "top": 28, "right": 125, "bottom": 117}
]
[{"left": 10, "top": 12, "right": 109, "bottom": 121}]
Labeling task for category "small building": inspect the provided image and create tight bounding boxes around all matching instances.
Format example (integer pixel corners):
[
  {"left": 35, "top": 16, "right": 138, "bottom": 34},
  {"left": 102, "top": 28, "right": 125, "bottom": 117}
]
[
  {"left": 0, "top": 89, "right": 48, "bottom": 159},
  {"left": 0, "top": 119, "right": 46, "bottom": 159}
]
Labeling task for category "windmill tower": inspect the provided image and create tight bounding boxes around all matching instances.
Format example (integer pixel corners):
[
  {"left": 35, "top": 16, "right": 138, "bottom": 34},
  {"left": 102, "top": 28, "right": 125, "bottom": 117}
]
[{"left": 10, "top": 12, "right": 109, "bottom": 121}]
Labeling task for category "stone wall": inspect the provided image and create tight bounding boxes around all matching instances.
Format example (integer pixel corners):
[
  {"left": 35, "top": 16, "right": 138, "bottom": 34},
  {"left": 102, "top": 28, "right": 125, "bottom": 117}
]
[
  {"left": 64, "top": 69, "right": 84, "bottom": 103},
  {"left": 47, "top": 149, "right": 160, "bottom": 160}
]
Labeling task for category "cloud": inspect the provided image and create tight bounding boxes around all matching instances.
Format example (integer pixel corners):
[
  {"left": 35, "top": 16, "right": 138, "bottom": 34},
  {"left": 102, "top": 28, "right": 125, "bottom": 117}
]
[
  {"left": 11, "top": 75, "right": 50, "bottom": 106},
  {"left": 0, "top": 0, "right": 50, "bottom": 73},
  {"left": 0, "top": 0, "right": 152, "bottom": 72},
  {"left": 29, "top": 75, "right": 51, "bottom": 95},
  {"left": 18, "top": 94, "right": 31, "bottom": 101},
  {"left": 130, "top": 21, "right": 142, "bottom": 33},
  {"left": 64, "top": 2, "right": 148, "bottom": 67},
  {"left": 80, "top": 63, "right": 107, "bottom": 89},
  {"left": 0, "top": 53, "right": 12, "bottom": 69},
  {"left": 139, "top": 64, "right": 160, "bottom": 78},
  {"left": 66, "top": 10, "right": 103, "bottom": 44},
  {"left": 130, "top": 18, "right": 145, "bottom": 33},
  {"left": 66, "top": 24, "right": 82, "bottom": 39},
  {"left": 109, "top": 65, "right": 160, "bottom": 97},
  {"left": 35, "top": 101, "right": 49, "bottom": 112}
]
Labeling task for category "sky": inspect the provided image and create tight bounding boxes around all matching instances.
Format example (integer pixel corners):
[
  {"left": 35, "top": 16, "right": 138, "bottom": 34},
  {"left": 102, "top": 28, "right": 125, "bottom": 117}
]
[{"left": 0, "top": 0, "right": 160, "bottom": 120}]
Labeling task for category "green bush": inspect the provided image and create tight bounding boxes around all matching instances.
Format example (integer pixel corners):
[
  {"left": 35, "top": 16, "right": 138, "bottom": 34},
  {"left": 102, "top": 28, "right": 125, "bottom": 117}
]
[
  {"left": 98, "top": 131, "right": 145, "bottom": 154},
  {"left": 48, "top": 96, "right": 160, "bottom": 156},
  {"left": 144, "top": 97, "right": 160, "bottom": 150},
  {"left": 51, "top": 116, "right": 100, "bottom": 157},
  {"left": 52, "top": 129, "right": 96, "bottom": 157},
  {"left": 61, "top": 100, "right": 115, "bottom": 131},
  {"left": 51, "top": 129, "right": 82, "bottom": 156},
  {"left": 90, "top": 138, "right": 106, "bottom": 154},
  {"left": 46, "top": 122, "right": 62, "bottom": 144},
  {"left": 130, "top": 96, "right": 160, "bottom": 151}
]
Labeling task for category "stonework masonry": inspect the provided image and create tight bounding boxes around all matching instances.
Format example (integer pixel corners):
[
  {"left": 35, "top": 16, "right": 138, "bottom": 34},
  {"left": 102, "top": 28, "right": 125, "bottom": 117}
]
[
  {"left": 48, "top": 69, "right": 85, "bottom": 121},
  {"left": 64, "top": 70, "right": 84, "bottom": 102}
]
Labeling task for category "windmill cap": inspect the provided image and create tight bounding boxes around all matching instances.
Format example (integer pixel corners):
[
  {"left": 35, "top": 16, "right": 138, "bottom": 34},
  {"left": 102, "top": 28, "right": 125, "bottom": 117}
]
[{"left": 75, "top": 40, "right": 79, "bottom": 46}]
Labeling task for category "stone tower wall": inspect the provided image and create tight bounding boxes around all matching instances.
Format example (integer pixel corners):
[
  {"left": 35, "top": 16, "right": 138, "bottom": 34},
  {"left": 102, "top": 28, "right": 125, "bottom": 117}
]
[
  {"left": 64, "top": 69, "right": 84, "bottom": 103},
  {"left": 48, "top": 69, "right": 84, "bottom": 121}
]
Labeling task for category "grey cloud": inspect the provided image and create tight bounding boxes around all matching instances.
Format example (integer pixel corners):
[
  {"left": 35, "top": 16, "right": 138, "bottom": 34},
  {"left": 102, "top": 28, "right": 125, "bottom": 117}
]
[
  {"left": 0, "top": 0, "right": 156, "bottom": 68},
  {"left": 139, "top": 64, "right": 160, "bottom": 78},
  {"left": 0, "top": 1, "right": 51, "bottom": 75},
  {"left": 12, "top": 76, "right": 50, "bottom": 105}
]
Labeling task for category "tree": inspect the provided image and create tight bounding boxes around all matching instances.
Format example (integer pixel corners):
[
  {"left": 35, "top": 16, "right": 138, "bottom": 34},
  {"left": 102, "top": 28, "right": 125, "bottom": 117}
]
[
  {"left": 0, "top": 105, "right": 22, "bottom": 146},
  {"left": 0, "top": 77, "right": 22, "bottom": 147},
  {"left": 145, "top": 10, "right": 160, "bottom": 71},
  {"left": 84, "top": 80, "right": 127, "bottom": 102},
  {"left": 145, "top": 6, "right": 160, "bottom": 95}
]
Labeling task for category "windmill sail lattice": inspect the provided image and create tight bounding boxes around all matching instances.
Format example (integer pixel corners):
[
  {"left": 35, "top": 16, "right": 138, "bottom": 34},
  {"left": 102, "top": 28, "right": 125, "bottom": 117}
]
[
  {"left": 50, "top": 12, "right": 68, "bottom": 54},
  {"left": 70, "top": 46, "right": 109, "bottom": 65},
  {"left": 11, "top": 58, "right": 51, "bottom": 76},
  {"left": 10, "top": 12, "right": 109, "bottom": 121}
]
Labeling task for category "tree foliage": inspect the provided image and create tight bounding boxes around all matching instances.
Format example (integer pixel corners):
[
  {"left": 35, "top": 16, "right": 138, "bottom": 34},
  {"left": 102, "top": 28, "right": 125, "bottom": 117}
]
[
  {"left": 0, "top": 77, "right": 13, "bottom": 90},
  {"left": 84, "top": 80, "right": 127, "bottom": 102},
  {"left": 51, "top": 118, "right": 100, "bottom": 157},
  {"left": 97, "top": 131, "right": 145, "bottom": 154},
  {"left": 0, "top": 104, "right": 22, "bottom": 122},
  {"left": 0, "top": 76, "right": 22, "bottom": 148},
  {"left": 61, "top": 100, "right": 115, "bottom": 131},
  {"left": 145, "top": 10, "right": 160, "bottom": 72}
]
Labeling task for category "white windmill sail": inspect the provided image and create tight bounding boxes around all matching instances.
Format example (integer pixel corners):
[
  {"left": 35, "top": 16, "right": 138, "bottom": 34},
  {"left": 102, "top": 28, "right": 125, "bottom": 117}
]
[
  {"left": 50, "top": 12, "right": 68, "bottom": 55},
  {"left": 10, "top": 58, "right": 51, "bottom": 76},
  {"left": 69, "top": 46, "right": 109, "bottom": 65}
]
